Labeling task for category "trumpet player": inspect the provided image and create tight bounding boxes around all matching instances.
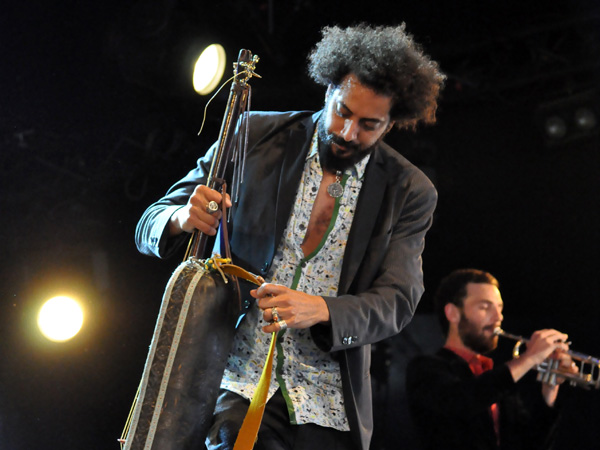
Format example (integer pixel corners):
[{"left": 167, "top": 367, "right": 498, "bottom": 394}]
[{"left": 406, "top": 268, "right": 577, "bottom": 450}]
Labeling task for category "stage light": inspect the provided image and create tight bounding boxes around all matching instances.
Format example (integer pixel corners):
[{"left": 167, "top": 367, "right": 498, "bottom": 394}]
[
  {"left": 574, "top": 107, "right": 596, "bottom": 131},
  {"left": 37, "top": 296, "right": 84, "bottom": 342},
  {"left": 535, "top": 89, "right": 598, "bottom": 147},
  {"left": 544, "top": 116, "right": 567, "bottom": 139},
  {"left": 193, "top": 43, "right": 226, "bottom": 95},
  {"left": 110, "top": 11, "right": 229, "bottom": 97}
]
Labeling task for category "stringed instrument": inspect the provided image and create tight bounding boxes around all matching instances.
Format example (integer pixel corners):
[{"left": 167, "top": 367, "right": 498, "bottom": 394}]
[{"left": 121, "top": 49, "right": 261, "bottom": 450}]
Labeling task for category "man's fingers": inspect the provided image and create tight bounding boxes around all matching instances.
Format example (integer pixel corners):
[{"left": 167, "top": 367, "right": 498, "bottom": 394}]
[
  {"left": 193, "top": 185, "right": 229, "bottom": 207},
  {"left": 262, "top": 318, "right": 291, "bottom": 333}
]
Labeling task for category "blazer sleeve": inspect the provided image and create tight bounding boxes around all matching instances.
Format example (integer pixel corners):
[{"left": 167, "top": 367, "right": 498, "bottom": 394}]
[
  {"left": 134, "top": 110, "right": 314, "bottom": 262},
  {"left": 134, "top": 143, "right": 216, "bottom": 259}
]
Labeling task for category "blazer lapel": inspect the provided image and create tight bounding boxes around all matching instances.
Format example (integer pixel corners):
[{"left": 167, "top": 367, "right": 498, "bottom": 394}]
[
  {"left": 338, "top": 146, "right": 388, "bottom": 294},
  {"left": 274, "top": 112, "right": 320, "bottom": 248}
]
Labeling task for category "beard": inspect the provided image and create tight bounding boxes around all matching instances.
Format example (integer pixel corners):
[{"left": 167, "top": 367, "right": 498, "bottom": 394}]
[
  {"left": 458, "top": 314, "right": 498, "bottom": 355},
  {"left": 317, "top": 119, "right": 378, "bottom": 172}
]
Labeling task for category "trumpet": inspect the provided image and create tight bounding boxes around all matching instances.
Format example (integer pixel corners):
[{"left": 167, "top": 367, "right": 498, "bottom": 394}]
[{"left": 494, "top": 327, "right": 600, "bottom": 389}]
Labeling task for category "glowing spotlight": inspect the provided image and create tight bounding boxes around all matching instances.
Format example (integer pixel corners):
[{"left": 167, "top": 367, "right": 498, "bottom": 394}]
[
  {"left": 544, "top": 116, "right": 567, "bottom": 139},
  {"left": 574, "top": 107, "right": 597, "bottom": 131},
  {"left": 193, "top": 44, "right": 226, "bottom": 95},
  {"left": 37, "top": 296, "right": 84, "bottom": 342}
]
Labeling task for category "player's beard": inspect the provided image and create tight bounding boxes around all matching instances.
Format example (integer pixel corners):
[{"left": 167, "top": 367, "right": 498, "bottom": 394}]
[
  {"left": 458, "top": 314, "right": 498, "bottom": 355},
  {"left": 316, "top": 119, "right": 378, "bottom": 172}
]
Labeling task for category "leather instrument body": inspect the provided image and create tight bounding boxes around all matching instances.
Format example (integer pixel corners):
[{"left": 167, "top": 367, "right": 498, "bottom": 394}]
[{"left": 125, "top": 259, "right": 241, "bottom": 449}]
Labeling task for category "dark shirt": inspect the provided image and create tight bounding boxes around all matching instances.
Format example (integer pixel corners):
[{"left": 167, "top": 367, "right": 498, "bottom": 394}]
[{"left": 406, "top": 348, "right": 560, "bottom": 450}]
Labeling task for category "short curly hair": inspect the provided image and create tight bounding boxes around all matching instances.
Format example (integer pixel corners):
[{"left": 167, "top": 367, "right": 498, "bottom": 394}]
[
  {"left": 434, "top": 269, "right": 500, "bottom": 336},
  {"left": 308, "top": 23, "right": 446, "bottom": 130}
]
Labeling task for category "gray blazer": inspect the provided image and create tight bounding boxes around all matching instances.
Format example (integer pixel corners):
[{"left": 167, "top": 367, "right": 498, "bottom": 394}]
[{"left": 135, "top": 110, "right": 438, "bottom": 449}]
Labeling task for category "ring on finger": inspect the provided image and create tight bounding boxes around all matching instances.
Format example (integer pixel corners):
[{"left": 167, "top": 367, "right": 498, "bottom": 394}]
[
  {"left": 271, "top": 306, "right": 279, "bottom": 322},
  {"left": 276, "top": 319, "right": 287, "bottom": 331},
  {"left": 206, "top": 201, "right": 219, "bottom": 214}
]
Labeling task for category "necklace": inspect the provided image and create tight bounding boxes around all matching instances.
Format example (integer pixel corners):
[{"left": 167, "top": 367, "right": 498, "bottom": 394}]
[{"left": 327, "top": 171, "right": 344, "bottom": 198}]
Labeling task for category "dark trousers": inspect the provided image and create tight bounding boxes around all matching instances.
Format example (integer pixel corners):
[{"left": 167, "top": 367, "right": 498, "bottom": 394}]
[{"left": 206, "top": 389, "right": 357, "bottom": 450}]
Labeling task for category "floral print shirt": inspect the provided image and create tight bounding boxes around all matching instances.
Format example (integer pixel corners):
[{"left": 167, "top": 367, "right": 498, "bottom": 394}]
[{"left": 221, "top": 130, "right": 369, "bottom": 431}]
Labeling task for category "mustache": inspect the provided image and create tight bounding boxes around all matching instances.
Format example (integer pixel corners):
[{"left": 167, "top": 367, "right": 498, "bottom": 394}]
[
  {"left": 483, "top": 325, "right": 499, "bottom": 333},
  {"left": 330, "top": 134, "right": 360, "bottom": 152}
]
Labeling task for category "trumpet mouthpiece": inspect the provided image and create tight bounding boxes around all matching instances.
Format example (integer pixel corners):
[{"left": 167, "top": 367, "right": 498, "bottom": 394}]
[{"left": 493, "top": 327, "right": 503, "bottom": 336}]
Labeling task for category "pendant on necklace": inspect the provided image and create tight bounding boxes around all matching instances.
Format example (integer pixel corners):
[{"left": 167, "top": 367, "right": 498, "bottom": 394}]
[{"left": 327, "top": 171, "right": 344, "bottom": 198}]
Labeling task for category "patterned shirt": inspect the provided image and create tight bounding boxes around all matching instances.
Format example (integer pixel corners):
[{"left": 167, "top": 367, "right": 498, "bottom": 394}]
[{"left": 221, "top": 130, "right": 369, "bottom": 430}]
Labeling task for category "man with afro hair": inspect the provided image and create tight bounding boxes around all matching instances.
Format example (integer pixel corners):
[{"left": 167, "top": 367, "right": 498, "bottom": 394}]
[{"left": 136, "top": 23, "right": 445, "bottom": 450}]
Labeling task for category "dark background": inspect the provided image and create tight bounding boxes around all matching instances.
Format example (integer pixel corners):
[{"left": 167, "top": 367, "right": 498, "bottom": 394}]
[{"left": 1, "top": 1, "right": 599, "bottom": 449}]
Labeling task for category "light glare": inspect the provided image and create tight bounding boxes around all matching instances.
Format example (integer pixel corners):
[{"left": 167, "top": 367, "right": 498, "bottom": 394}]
[
  {"left": 574, "top": 107, "right": 597, "bottom": 130},
  {"left": 544, "top": 116, "right": 567, "bottom": 139},
  {"left": 37, "top": 296, "right": 84, "bottom": 342},
  {"left": 193, "top": 44, "right": 226, "bottom": 95}
]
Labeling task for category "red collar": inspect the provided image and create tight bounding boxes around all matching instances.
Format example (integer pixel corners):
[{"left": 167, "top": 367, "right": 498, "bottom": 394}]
[{"left": 445, "top": 345, "right": 494, "bottom": 375}]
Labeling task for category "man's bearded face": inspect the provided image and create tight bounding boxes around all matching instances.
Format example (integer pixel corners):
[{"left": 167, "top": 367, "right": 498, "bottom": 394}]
[
  {"left": 317, "top": 74, "right": 393, "bottom": 172},
  {"left": 317, "top": 119, "right": 379, "bottom": 172},
  {"left": 457, "top": 312, "right": 499, "bottom": 355}
]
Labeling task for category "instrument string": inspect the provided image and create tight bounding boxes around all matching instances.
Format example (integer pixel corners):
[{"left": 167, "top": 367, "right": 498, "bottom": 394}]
[
  {"left": 197, "top": 70, "right": 256, "bottom": 138},
  {"left": 119, "top": 379, "right": 142, "bottom": 448}
]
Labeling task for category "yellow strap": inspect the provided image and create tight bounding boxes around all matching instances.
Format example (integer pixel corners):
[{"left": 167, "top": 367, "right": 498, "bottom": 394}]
[
  {"left": 233, "top": 331, "right": 277, "bottom": 450},
  {"left": 220, "top": 263, "right": 265, "bottom": 286},
  {"left": 215, "top": 260, "right": 271, "bottom": 449},
  {"left": 206, "top": 258, "right": 271, "bottom": 449}
]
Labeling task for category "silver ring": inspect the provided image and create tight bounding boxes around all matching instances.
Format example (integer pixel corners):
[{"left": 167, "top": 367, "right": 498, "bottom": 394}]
[
  {"left": 277, "top": 319, "right": 287, "bottom": 331},
  {"left": 271, "top": 307, "right": 279, "bottom": 322},
  {"left": 206, "top": 201, "right": 219, "bottom": 214}
]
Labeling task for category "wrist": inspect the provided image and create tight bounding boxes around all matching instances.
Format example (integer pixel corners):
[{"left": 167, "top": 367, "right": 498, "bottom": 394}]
[
  {"left": 506, "top": 356, "right": 536, "bottom": 382},
  {"left": 168, "top": 208, "right": 185, "bottom": 236},
  {"left": 541, "top": 383, "right": 559, "bottom": 407},
  {"left": 318, "top": 296, "right": 331, "bottom": 324}
]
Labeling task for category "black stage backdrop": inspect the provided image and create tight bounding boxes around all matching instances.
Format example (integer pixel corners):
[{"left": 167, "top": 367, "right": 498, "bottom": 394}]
[{"left": 1, "top": 1, "right": 598, "bottom": 449}]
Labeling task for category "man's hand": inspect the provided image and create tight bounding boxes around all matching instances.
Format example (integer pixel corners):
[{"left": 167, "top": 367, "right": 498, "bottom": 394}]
[
  {"left": 540, "top": 350, "right": 578, "bottom": 406},
  {"left": 549, "top": 350, "right": 579, "bottom": 386},
  {"left": 506, "top": 329, "right": 570, "bottom": 382},
  {"left": 251, "top": 283, "right": 331, "bottom": 333},
  {"left": 522, "top": 329, "right": 571, "bottom": 366},
  {"left": 169, "top": 185, "right": 232, "bottom": 236}
]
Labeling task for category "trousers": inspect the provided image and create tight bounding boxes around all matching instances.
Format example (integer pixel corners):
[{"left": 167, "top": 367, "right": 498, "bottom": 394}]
[{"left": 205, "top": 389, "right": 357, "bottom": 450}]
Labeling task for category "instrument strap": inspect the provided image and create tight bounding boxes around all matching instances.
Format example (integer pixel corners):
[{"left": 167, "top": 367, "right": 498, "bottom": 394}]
[
  {"left": 233, "top": 331, "right": 277, "bottom": 450},
  {"left": 217, "top": 181, "right": 244, "bottom": 311},
  {"left": 218, "top": 181, "right": 233, "bottom": 261},
  {"left": 219, "top": 264, "right": 263, "bottom": 285},
  {"left": 218, "top": 251, "right": 273, "bottom": 448},
  {"left": 219, "top": 182, "right": 274, "bottom": 449}
]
